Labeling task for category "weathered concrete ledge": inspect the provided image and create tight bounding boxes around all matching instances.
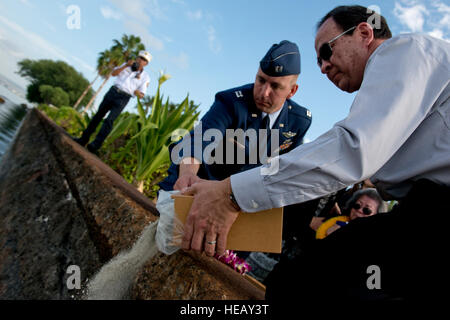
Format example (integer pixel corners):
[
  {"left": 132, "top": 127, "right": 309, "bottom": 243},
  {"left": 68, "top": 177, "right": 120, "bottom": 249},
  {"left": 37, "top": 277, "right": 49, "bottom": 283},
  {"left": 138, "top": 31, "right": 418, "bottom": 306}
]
[{"left": 0, "top": 108, "right": 265, "bottom": 300}]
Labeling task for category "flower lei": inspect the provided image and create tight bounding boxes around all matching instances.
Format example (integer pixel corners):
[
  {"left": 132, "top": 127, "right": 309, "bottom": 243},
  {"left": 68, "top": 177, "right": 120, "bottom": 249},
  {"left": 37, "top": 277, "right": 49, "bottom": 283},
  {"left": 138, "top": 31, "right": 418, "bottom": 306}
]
[{"left": 215, "top": 250, "right": 251, "bottom": 275}]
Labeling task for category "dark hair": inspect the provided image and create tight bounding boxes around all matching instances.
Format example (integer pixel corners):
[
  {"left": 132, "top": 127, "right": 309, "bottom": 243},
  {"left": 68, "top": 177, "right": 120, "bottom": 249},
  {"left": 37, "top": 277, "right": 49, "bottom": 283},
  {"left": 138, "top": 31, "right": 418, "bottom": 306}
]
[{"left": 317, "top": 5, "right": 392, "bottom": 39}]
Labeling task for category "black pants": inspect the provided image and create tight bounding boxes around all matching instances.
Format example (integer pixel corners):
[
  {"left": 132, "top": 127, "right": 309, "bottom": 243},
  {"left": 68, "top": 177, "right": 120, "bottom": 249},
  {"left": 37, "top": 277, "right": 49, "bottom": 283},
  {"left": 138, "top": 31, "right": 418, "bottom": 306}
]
[
  {"left": 265, "top": 179, "right": 450, "bottom": 304},
  {"left": 79, "top": 86, "right": 131, "bottom": 150}
]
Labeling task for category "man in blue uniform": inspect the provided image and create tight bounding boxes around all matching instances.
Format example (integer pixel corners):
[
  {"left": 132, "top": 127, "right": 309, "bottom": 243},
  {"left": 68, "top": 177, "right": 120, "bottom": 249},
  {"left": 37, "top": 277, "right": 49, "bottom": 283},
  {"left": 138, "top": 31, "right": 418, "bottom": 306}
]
[{"left": 159, "top": 40, "right": 312, "bottom": 192}]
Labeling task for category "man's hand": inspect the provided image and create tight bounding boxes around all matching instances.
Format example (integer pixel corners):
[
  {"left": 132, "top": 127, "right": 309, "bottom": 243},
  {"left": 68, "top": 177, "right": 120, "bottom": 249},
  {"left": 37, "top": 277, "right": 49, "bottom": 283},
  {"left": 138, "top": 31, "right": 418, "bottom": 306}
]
[
  {"left": 181, "top": 178, "right": 240, "bottom": 257},
  {"left": 112, "top": 61, "right": 134, "bottom": 77},
  {"left": 174, "top": 173, "right": 202, "bottom": 190},
  {"left": 134, "top": 90, "right": 144, "bottom": 99},
  {"left": 174, "top": 157, "right": 201, "bottom": 190}
]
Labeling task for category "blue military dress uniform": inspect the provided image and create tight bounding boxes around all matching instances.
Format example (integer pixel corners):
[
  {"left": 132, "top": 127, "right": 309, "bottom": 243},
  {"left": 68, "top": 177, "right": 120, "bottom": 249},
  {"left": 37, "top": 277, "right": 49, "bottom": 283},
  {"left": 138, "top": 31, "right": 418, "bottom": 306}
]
[
  {"left": 159, "top": 40, "right": 315, "bottom": 281},
  {"left": 159, "top": 83, "right": 312, "bottom": 190}
]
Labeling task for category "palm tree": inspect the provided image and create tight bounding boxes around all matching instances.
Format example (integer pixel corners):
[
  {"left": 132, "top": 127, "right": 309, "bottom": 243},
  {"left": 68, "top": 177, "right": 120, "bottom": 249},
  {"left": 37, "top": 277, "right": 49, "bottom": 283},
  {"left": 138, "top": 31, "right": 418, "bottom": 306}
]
[
  {"left": 82, "top": 48, "right": 123, "bottom": 114},
  {"left": 72, "top": 73, "right": 99, "bottom": 111},
  {"left": 82, "top": 34, "right": 146, "bottom": 114},
  {"left": 112, "top": 34, "right": 145, "bottom": 61}
]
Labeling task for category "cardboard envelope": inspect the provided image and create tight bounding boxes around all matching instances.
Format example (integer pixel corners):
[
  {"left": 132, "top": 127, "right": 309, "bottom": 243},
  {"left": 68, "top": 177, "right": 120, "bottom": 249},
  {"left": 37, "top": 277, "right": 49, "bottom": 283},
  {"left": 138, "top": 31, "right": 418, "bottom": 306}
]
[{"left": 171, "top": 195, "right": 283, "bottom": 253}]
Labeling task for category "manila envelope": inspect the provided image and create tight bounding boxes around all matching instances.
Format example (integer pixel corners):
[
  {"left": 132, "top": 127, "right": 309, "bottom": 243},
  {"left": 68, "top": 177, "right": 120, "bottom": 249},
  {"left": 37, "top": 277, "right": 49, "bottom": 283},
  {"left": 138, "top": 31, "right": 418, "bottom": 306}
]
[{"left": 171, "top": 195, "right": 283, "bottom": 253}]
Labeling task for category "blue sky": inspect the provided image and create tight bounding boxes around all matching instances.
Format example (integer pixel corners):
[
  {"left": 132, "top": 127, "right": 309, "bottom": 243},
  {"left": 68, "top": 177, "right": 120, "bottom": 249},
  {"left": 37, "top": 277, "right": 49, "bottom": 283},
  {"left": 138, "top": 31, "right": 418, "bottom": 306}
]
[{"left": 0, "top": 0, "right": 449, "bottom": 141}]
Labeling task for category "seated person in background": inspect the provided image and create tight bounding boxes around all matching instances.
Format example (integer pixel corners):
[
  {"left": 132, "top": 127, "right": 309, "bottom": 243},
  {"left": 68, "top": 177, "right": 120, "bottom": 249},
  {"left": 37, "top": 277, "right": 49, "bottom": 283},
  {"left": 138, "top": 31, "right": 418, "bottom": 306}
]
[
  {"left": 309, "top": 178, "right": 377, "bottom": 229},
  {"left": 315, "top": 188, "right": 388, "bottom": 239},
  {"left": 247, "top": 186, "right": 387, "bottom": 283}
]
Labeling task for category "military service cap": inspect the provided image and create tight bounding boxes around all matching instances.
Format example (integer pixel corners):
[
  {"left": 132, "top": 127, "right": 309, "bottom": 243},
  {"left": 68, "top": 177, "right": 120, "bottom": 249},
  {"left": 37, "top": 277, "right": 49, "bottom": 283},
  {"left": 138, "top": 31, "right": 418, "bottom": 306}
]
[{"left": 260, "top": 40, "right": 301, "bottom": 76}]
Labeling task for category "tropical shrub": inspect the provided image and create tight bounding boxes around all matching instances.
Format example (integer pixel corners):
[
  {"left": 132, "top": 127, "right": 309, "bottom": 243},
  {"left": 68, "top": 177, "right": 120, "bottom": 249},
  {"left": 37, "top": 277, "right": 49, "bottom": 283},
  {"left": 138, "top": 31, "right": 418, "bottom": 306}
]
[
  {"left": 39, "top": 85, "right": 70, "bottom": 107},
  {"left": 37, "top": 104, "right": 89, "bottom": 136},
  {"left": 103, "top": 73, "right": 199, "bottom": 193}
]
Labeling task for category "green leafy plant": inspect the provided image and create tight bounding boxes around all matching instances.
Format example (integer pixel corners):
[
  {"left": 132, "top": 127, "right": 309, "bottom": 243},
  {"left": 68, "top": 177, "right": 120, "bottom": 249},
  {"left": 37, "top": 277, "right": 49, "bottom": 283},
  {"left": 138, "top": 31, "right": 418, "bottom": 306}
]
[
  {"left": 103, "top": 72, "right": 199, "bottom": 192},
  {"left": 39, "top": 85, "right": 70, "bottom": 106},
  {"left": 38, "top": 104, "right": 89, "bottom": 136},
  {"left": 17, "top": 59, "right": 94, "bottom": 107},
  {"left": 38, "top": 70, "right": 199, "bottom": 199}
]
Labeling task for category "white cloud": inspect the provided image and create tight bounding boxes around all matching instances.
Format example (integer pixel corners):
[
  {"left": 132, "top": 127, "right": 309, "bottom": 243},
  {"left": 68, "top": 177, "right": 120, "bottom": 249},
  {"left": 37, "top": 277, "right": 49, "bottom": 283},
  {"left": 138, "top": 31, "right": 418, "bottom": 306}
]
[
  {"left": 393, "top": 0, "right": 450, "bottom": 41},
  {"left": 434, "top": 1, "right": 450, "bottom": 14},
  {"left": 162, "top": 35, "right": 173, "bottom": 43},
  {"left": 19, "top": 0, "right": 34, "bottom": 8},
  {"left": 100, "top": 6, "right": 122, "bottom": 20},
  {"left": 0, "top": 37, "right": 25, "bottom": 59},
  {"left": 42, "top": 20, "right": 56, "bottom": 32},
  {"left": 147, "top": 0, "right": 169, "bottom": 21},
  {"left": 0, "top": 14, "right": 95, "bottom": 75},
  {"left": 107, "top": 0, "right": 166, "bottom": 51},
  {"left": 166, "top": 52, "right": 189, "bottom": 70},
  {"left": 187, "top": 10, "right": 203, "bottom": 21},
  {"left": 207, "top": 26, "right": 221, "bottom": 54},
  {"left": 393, "top": 1, "right": 429, "bottom": 32},
  {"left": 433, "top": 1, "right": 450, "bottom": 30},
  {"left": 108, "top": 0, "right": 150, "bottom": 25},
  {"left": 428, "top": 28, "right": 444, "bottom": 39},
  {"left": 107, "top": 0, "right": 168, "bottom": 23},
  {"left": 123, "top": 20, "right": 164, "bottom": 51}
]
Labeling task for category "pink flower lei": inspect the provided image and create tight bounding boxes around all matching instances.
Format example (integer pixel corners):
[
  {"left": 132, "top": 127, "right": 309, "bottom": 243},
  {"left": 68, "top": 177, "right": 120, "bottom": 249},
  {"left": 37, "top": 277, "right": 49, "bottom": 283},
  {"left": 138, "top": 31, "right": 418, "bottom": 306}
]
[{"left": 214, "top": 250, "right": 251, "bottom": 275}]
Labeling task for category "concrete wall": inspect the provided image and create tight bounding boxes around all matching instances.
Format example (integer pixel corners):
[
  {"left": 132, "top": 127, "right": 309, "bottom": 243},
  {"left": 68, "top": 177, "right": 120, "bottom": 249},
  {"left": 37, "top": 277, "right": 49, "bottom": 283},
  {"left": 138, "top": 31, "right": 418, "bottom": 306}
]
[{"left": 0, "top": 109, "right": 264, "bottom": 300}]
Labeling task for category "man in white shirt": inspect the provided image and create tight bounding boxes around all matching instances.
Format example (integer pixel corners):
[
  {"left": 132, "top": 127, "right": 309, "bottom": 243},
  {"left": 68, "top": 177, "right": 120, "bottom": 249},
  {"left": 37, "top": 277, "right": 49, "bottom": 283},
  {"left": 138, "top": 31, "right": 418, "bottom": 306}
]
[
  {"left": 74, "top": 50, "right": 151, "bottom": 153},
  {"left": 180, "top": 5, "right": 450, "bottom": 302}
]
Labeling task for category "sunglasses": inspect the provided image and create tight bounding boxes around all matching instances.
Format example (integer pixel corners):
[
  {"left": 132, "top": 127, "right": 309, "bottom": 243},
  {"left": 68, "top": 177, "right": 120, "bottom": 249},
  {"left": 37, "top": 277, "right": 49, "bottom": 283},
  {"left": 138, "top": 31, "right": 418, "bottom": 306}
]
[
  {"left": 352, "top": 202, "right": 373, "bottom": 215},
  {"left": 317, "top": 26, "right": 356, "bottom": 67}
]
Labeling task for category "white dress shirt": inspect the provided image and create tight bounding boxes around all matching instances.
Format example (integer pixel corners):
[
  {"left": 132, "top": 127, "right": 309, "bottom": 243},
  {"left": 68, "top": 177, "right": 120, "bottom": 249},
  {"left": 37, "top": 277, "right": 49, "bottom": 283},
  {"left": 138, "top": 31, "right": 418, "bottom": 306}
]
[
  {"left": 113, "top": 63, "right": 150, "bottom": 96},
  {"left": 262, "top": 107, "right": 283, "bottom": 129},
  {"left": 231, "top": 33, "right": 450, "bottom": 212}
]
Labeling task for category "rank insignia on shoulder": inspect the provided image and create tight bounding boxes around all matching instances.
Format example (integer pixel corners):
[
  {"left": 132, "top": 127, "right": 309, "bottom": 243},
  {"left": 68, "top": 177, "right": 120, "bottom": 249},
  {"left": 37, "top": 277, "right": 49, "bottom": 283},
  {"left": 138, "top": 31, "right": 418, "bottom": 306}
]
[
  {"left": 282, "top": 131, "right": 297, "bottom": 138},
  {"left": 235, "top": 90, "right": 244, "bottom": 98},
  {"left": 306, "top": 110, "right": 312, "bottom": 118}
]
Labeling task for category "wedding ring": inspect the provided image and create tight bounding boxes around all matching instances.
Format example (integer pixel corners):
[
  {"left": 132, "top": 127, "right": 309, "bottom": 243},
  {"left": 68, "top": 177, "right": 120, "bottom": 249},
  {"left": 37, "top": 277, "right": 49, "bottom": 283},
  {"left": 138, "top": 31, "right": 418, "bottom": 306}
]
[{"left": 206, "top": 240, "right": 217, "bottom": 245}]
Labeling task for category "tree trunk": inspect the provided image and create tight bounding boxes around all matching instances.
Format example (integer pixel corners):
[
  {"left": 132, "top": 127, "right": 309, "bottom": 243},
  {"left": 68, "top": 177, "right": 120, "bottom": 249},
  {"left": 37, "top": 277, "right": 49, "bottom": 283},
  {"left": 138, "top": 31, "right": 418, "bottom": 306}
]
[
  {"left": 82, "top": 73, "right": 112, "bottom": 115},
  {"left": 73, "top": 74, "right": 99, "bottom": 110}
]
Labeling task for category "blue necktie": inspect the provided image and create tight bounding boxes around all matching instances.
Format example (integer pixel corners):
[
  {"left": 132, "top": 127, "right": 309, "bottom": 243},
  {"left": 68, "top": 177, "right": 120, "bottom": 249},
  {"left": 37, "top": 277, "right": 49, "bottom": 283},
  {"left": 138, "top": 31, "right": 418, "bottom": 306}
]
[
  {"left": 261, "top": 114, "right": 270, "bottom": 131},
  {"left": 261, "top": 115, "right": 271, "bottom": 158}
]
